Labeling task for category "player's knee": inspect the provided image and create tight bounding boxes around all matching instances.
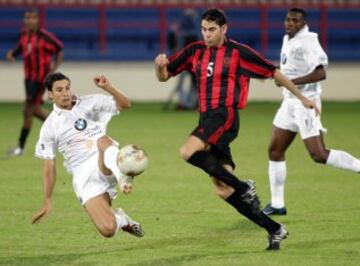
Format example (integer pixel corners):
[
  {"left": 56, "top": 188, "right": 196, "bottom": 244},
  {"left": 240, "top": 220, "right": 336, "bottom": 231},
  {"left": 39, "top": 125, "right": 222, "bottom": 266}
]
[
  {"left": 98, "top": 221, "right": 117, "bottom": 238},
  {"left": 214, "top": 188, "right": 228, "bottom": 199},
  {"left": 23, "top": 105, "right": 33, "bottom": 117}
]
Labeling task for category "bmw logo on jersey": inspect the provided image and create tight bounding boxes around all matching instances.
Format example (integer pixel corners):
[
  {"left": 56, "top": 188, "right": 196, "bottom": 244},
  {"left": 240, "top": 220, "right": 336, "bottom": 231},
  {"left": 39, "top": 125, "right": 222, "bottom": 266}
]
[{"left": 74, "top": 118, "right": 87, "bottom": 131}]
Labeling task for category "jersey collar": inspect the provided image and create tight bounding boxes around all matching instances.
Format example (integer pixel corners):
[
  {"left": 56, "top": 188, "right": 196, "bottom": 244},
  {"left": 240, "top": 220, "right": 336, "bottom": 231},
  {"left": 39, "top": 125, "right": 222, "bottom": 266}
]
[
  {"left": 209, "top": 37, "right": 228, "bottom": 50},
  {"left": 53, "top": 98, "right": 80, "bottom": 115},
  {"left": 286, "top": 24, "right": 309, "bottom": 41}
]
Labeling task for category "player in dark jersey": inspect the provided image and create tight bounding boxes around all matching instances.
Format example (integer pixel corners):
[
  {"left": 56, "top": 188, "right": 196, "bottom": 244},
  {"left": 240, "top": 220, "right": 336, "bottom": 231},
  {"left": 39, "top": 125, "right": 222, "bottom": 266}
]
[
  {"left": 155, "top": 8, "right": 318, "bottom": 250},
  {"left": 6, "top": 9, "right": 63, "bottom": 157}
]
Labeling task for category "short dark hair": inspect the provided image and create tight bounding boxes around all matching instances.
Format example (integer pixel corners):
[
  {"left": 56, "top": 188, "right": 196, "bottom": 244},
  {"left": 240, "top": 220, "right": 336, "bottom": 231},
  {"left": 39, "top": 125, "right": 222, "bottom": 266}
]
[
  {"left": 289, "top": 7, "right": 307, "bottom": 19},
  {"left": 201, "top": 8, "right": 227, "bottom": 26},
  {"left": 45, "top": 72, "right": 70, "bottom": 91}
]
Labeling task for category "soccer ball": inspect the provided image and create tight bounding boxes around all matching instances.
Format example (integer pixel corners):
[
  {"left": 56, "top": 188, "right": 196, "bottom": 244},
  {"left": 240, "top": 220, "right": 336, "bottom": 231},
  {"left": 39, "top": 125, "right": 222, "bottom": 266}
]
[{"left": 117, "top": 144, "right": 148, "bottom": 176}]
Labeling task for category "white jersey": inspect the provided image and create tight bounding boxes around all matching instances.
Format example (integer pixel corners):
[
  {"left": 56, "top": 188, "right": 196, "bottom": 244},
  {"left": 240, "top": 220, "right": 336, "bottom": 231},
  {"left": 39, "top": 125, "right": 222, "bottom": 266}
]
[
  {"left": 280, "top": 25, "right": 328, "bottom": 99},
  {"left": 35, "top": 94, "right": 119, "bottom": 174}
]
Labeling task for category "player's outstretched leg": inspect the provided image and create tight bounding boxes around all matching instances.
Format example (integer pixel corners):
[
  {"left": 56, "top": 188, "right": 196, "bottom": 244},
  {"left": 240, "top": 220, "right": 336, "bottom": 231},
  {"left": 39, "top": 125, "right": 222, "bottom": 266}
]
[
  {"left": 85, "top": 195, "right": 144, "bottom": 238},
  {"left": 326, "top": 149, "right": 360, "bottom": 173},
  {"left": 115, "top": 208, "right": 144, "bottom": 237},
  {"left": 98, "top": 136, "right": 133, "bottom": 193},
  {"left": 226, "top": 180, "right": 289, "bottom": 250},
  {"left": 187, "top": 150, "right": 252, "bottom": 195},
  {"left": 187, "top": 150, "right": 289, "bottom": 250}
]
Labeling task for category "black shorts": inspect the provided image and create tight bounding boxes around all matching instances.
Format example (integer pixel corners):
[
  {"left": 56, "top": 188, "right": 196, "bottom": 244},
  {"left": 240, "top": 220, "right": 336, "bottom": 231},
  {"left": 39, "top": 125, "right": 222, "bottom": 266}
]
[
  {"left": 191, "top": 107, "right": 239, "bottom": 169},
  {"left": 25, "top": 80, "right": 45, "bottom": 105}
]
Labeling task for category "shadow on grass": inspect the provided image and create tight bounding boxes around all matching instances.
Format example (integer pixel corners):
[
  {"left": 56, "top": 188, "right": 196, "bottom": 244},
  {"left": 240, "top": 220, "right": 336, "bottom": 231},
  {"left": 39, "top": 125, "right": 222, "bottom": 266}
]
[
  {"left": 0, "top": 220, "right": 272, "bottom": 266},
  {"left": 127, "top": 249, "right": 265, "bottom": 266},
  {"left": 289, "top": 236, "right": 360, "bottom": 250},
  {"left": 0, "top": 252, "right": 84, "bottom": 266},
  {"left": 0, "top": 242, "right": 264, "bottom": 266}
]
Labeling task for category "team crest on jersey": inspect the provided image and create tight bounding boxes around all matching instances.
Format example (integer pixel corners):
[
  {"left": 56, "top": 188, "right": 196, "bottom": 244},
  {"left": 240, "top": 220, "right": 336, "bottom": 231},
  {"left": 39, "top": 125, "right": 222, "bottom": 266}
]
[
  {"left": 281, "top": 53, "right": 287, "bottom": 64},
  {"left": 223, "top": 57, "right": 231, "bottom": 67},
  {"left": 74, "top": 118, "right": 87, "bottom": 131}
]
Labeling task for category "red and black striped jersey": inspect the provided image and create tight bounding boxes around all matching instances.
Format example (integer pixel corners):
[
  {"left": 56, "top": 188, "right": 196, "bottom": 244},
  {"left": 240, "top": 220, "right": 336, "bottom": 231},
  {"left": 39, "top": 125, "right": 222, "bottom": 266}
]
[
  {"left": 167, "top": 39, "right": 276, "bottom": 112},
  {"left": 12, "top": 28, "right": 63, "bottom": 82}
]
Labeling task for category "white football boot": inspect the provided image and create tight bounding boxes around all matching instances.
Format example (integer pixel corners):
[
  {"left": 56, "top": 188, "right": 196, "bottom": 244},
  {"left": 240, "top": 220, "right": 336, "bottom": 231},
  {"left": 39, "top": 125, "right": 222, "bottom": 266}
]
[{"left": 117, "top": 208, "right": 144, "bottom": 237}]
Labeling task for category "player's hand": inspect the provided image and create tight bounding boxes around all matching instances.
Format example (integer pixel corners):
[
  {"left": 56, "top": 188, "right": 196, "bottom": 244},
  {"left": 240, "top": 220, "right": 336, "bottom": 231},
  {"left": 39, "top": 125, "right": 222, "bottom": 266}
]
[
  {"left": 302, "top": 98, "right": 321, "bottom": 116},
  {"left": 154, "top": 53, "right": 169, "bottom": 68},
  {"left": 94, "top": 74, "right": 110, "bottom": 90},
  {"left": 31, "top": 201, "right": 52, "bottom": 224},
  {"left": 6, "top": 50, "right": 15, "bottom": 62}
]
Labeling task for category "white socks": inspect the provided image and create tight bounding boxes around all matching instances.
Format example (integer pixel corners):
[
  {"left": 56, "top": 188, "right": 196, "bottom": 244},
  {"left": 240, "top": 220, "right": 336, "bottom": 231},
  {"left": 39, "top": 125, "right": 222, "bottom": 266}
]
[
  {"left": 268, "top": 160, "right": 287, "bottom": 208},
  {"left": 104, "top": 145, "right": 122, "bottom": 182},
  {"left": 268, "top": 150, "right": 360, "bottom": 209},
  {"left": 104, "top": 145, "right": 133, "bottom": 193},
  {"left": 326, "top": 149, "right": 360, "bottom": 173},
  {"left": 114, "top": 208, "right": 128, "bottom": 231}
]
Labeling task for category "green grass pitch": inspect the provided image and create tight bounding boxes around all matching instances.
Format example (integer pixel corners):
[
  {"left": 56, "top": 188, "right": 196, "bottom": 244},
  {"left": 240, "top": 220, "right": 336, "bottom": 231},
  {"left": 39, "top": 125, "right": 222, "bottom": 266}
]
[{"left": 0, "top": 102, "right": 359, "bottom": 265}]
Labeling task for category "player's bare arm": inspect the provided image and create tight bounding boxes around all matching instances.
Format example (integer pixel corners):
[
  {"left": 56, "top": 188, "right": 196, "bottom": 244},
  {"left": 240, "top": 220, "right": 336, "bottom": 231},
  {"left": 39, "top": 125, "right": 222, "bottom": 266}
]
[
  {"left": 49, "top": 51, "right": 64, "bottom": 74},
  {"left": 274, "top": 66, "right": 325, "bottom": 87},
  {"left": 154, "top": 53, "right": 170, "bottom": 81},
  {"left": 31, "top": 159, "right": 56, "bottom": 224},
  {"left": 93, "top": 74, "right": 131, "bottom": 110},
  {"left": 274, "top": 69, "right": 320, "bottom": 115},
  {"left": 291, "top": 65, "right": 326, "bottom": 85}
]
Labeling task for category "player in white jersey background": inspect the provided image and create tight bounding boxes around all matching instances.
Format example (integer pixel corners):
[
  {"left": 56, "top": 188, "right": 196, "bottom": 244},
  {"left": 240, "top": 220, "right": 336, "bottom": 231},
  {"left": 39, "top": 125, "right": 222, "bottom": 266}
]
[
  {"left": 263, "top": 8, "right": 360, "bottom": 215},
  {"left": 31, "top": 72, "right": 144, "bottom": 238}
]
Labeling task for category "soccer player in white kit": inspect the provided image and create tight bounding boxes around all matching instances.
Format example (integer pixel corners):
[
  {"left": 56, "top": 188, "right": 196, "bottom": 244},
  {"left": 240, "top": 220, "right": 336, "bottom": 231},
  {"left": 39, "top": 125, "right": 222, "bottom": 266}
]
[
  {"left": 31, "top": 72, "right": 144, "bottom": 238},
  {"left": 263, "top": 8, "right": 360, "bottom": 215}
]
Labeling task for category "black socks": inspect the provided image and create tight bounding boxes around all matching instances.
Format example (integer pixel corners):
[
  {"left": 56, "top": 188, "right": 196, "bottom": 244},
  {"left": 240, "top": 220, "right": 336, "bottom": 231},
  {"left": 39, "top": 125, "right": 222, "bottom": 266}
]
[
  {"left": 19, "top": 128, "right": 30, "bottom": 149},
  {"left": 187, "top": 150, "right": 249, "bottom": 194},
  {"left": 187, "top": 150, "right": 280, "bottom": 234},
  {"left": 226, "top": 189, "right": 280, "bottom": 234}
]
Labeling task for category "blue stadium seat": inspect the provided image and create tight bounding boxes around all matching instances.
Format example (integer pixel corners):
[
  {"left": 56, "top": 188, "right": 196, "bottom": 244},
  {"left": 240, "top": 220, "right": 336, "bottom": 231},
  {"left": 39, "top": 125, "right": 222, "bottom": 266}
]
[{"left": 0, "top": 6, "right": 359, "bottom": 61}]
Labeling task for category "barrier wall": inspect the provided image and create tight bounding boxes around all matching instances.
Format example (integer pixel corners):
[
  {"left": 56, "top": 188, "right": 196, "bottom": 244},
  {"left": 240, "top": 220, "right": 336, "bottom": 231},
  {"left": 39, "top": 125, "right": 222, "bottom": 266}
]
[{"left": 1, "top": 62, "right": 359, "bottom": 102}]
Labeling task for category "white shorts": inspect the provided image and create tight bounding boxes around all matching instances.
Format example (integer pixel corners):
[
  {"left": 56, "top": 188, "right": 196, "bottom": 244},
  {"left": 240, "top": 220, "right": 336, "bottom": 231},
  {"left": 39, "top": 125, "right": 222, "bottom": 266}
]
[
  {"left": 72, "top": 153, "right": 118, "bottom": 205},
  {"left": 273, "top": 98, "right": 327, "bottom": 139}
]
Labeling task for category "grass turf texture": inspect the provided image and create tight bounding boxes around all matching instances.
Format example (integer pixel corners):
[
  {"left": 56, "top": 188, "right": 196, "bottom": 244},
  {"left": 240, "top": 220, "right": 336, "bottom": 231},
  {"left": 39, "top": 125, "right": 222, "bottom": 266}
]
[{"left": 0, "top": 102, "right": 359, "bottom": 266}]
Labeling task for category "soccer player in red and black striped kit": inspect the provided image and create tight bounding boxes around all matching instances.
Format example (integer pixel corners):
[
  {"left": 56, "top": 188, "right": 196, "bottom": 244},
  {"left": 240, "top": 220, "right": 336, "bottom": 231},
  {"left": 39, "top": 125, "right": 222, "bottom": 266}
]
[
  {"left": 6, "top": 9, "right": 63, "bottom": 156},
  {"left": 155, "top": 8, "right": 319, "bottom": 250}
]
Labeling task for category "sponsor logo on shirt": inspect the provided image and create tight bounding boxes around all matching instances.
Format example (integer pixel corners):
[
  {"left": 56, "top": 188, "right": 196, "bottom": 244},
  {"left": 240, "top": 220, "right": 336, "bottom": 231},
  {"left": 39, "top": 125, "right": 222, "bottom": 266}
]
[
  {"left": 74, "top": 118, "right": 87, "bottom": 131},
  {"left": 281, "top": 53, "right": 287, "bottom": 65}
]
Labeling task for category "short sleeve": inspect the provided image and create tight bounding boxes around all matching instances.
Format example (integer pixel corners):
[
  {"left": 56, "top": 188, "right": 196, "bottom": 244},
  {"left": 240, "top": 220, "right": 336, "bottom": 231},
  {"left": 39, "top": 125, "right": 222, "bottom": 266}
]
[
  {"left": 92, "top": 94, "right": 120, "bottom": 124},
  {"left": 303, "top": 35, "right": 328, "bottom": 72},
  {"left": 35, "top": 125, "right": 57, "bottom": 160},
  {"left": 42, "top": 29, "right": 63, "bottom": 54},
  {"left": 238, "top": 44, "right": 276, "bottom": 79},
  {"left": 167, "top": 42, "right": 196, "bottom": 76}
]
